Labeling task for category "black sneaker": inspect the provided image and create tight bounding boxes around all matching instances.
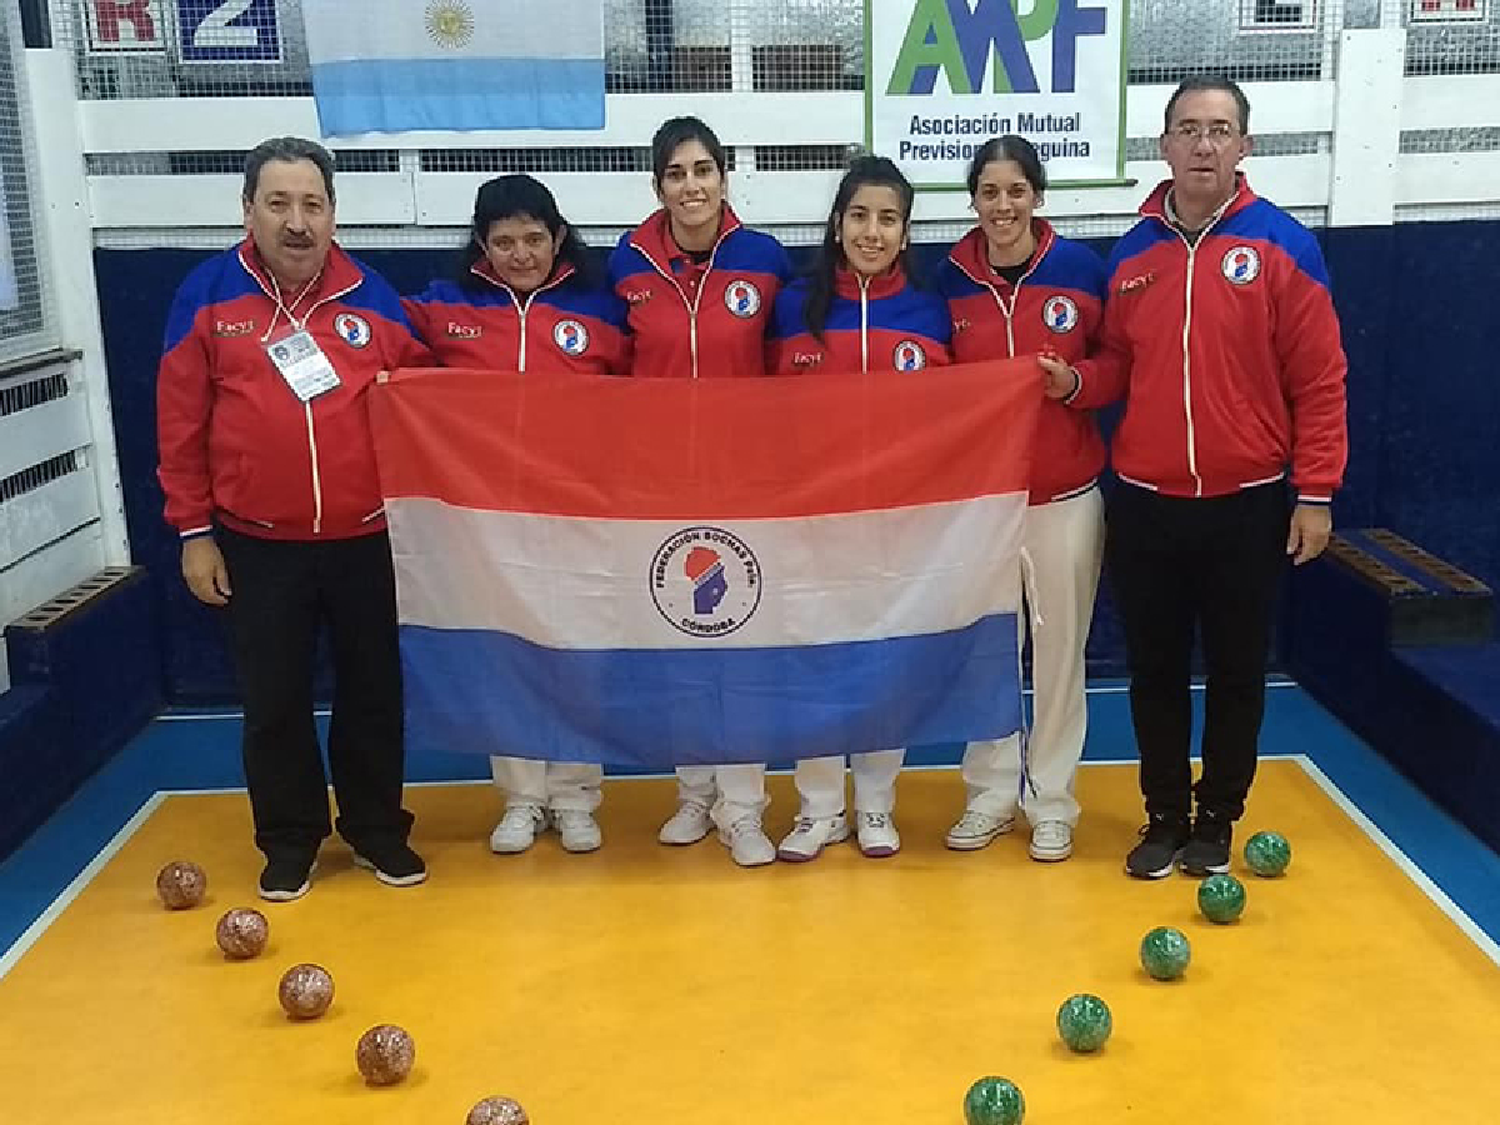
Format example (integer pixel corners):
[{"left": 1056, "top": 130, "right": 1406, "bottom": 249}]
[
  {"left": 352, "top": 841, "right": 428, "bottom": 887},
  {"left": 1180, "top": 812, "right": 1233, "bottom": 877},
  {"left": 1124, "top": 814, "right": 1191, "bottom": 879},
  {"left": 259, "top": 854, "right": 316, "bottom": 902}
]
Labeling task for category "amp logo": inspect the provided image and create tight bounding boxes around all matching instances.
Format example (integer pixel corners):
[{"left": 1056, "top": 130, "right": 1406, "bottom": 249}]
[{"left": 886, "top": 0, "right": 1108, "bottom": 96}]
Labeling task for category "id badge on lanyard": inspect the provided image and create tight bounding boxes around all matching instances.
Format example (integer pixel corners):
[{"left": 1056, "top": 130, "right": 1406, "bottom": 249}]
[{"left": 266, "top": 328, "right": 341, "bottom": 403}]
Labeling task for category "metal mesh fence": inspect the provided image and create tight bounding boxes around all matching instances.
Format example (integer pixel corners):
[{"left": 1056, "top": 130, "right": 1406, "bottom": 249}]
[
  {"left": 45, "top": 0, "right": 1500, "bottom": 98},
  {"left": 55, "top": 0, "right": 1389, "bottom": 100},
  {"left": 1129, "top": 1, "right": 1337, "bottom": 84},
  {"left": 1400, "top": 125, "right": 1500, "bottom": 151},
  {"left": 1, "top": 2, "right": 53, "bottom": 367},
  {"left": 86, "top": 148, "right": 401, "bottom": 174},
  {"left": 1404, "top": 0, "right": 1500, "bottom": 74}
]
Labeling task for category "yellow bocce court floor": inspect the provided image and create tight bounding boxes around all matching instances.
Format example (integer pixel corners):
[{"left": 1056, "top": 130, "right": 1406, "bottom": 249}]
[{"left": 1, "top": 760, "right": 1497, "bottom": 1124}]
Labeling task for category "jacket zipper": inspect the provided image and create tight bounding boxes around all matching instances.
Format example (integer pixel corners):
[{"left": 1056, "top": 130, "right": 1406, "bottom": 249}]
[
  {"left": 954, "top": 235, "right": 1046, "bottom": 361},
  {"left": 631, "top": 227, "right": 731, "bottom": 380},
  {"left": 1164, "top": 191, "right": 1237, "bottom": 498},
  {"left": 858, "top": 276, "right": 870, "bottom": 373},
  {"left": 289, "top": 279, "right": 360, "bottom": 535},
  {"left": 1179, "top": 239, "right": 1202, "bottom": 497}
]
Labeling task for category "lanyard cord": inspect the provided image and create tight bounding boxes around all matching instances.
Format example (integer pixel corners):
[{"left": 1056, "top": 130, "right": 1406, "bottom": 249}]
[{"left": 261, "top": 269, "right": 324, "bottom": 342}]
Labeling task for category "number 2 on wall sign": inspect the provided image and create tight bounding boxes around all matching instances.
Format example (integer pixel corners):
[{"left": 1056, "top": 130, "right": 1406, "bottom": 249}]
[
  {"left": 192, "top": 0, "right": 256, "bottom": 49},
  {"left": 177, "top": 0, "right": 282, "bottom": 63}
]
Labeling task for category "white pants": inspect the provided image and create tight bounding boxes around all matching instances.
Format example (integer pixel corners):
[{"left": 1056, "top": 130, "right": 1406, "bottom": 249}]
[
  {"left": 792, "top": 750, "right": 905, "bottom": 819},
  {"left": 961, "top": 486, "right": 1104, "bottom": 826},
  {"left": 491, "top": 756, "right": 603, "bottom": 813},
  {"left": 675, "top": 764, "right": 769, "bottom": 827}
]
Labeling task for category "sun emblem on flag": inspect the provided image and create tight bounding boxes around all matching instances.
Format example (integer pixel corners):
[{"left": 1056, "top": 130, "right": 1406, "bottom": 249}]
[{"left": 425, "top": 0, "right": 476, "bottom": 49}]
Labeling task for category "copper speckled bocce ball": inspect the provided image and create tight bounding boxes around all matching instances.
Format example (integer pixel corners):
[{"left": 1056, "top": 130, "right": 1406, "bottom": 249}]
[
  {"left": 155, "top": 861, "right": 207, "bottom": 910},
  {"left": 356, "top": 1024, "right": 415, "bottom": 1086},
  {"left": 467, "top": 1096, "right": 530, "bottom": 1125},
  {"left": 277, "top": 963, "right": 334, "bottom": 1020},
  {"left": 214, "top": 907, "right": 269, "bottom": 959}
]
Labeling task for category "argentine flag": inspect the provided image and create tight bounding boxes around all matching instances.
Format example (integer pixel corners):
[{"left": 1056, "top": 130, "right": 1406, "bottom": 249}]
[
  {"left": 369, "top": 364, "right": 1041, "bottom": 768},
  {"left": 301, "top": 0, "right": 605, "bottom": 136}
]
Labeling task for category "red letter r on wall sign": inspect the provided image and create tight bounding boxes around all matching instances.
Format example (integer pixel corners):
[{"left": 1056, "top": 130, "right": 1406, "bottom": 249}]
[{"left": 92, "top": 0, "right": 159, "bottom": 45}]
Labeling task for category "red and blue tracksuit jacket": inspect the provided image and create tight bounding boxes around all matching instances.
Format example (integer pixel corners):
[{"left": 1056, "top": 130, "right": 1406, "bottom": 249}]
[
  {"left": 608, "top": 205, "right": 791, "bottom": 378},
  {"left": 1071, "top": 177, "right": 1348, "bottom": 502},
  {"left": 765, "top": 265, "right": 952, "bottom": 375},
  {"left": 935, "top": 221, "right": 1107, "bottom": 505},
  {"left": 403, "top": 259, "right": 629, "bottom": 374},
  {"left": 156, "top": 238, "right": 431, "bottom": 541}
]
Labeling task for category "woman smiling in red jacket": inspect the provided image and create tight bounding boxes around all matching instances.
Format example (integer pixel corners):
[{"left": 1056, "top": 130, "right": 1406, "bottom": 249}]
[
  {"left": 607, "top": 117, "right": 793, "bottom": 868},
  {"left": 405, "top": 174, "right": 628, "bottom": 858},
  {"left": 933, "top": 136, "right": 1108, "bottom": 864}
]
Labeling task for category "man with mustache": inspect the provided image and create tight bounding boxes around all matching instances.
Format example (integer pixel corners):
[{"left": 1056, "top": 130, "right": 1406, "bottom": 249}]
[
  {"left": 1040, "top": 76, "right": 1348, "bottom": 880},
  {"left": 156, "top": 137, "right": 432, "bottom": 901}
]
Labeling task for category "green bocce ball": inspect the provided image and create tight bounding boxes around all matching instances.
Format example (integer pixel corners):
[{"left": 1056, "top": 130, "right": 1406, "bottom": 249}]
[
  {"left": 1056, "top": 993, "right": 1113, "bottom": 1052},
  {"left": 963, "top": 1076, "right": 1025, "bottom": 1125},
  {"left": 1198, "top": 873, "right": 1247, "bottom": 923},
  {"left": 1244, "top": 831, "right": 1292, "bottom": 877},
  {"left": 1139, "top": 926, "right": 1192, "bottom": 980}
]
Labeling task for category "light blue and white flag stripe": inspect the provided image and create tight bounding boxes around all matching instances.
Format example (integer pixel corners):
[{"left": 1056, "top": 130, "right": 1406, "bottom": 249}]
[{"left": 302, "top": 0, "right": 605, "bottom": 136}]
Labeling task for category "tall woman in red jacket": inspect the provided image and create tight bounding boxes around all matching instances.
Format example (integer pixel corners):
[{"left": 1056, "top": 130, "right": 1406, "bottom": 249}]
[
  {"left": 405, "top": 174, "right": 628, "bottom": 857},
  {"left": 607, "top": 117, "right": 792, "bottom": 867},
  {"left": 765, "top": 155, "right": 952, "bottom": 861},
  {"left": 933, "top": 136, "right": 1108, "bottom": 863}
]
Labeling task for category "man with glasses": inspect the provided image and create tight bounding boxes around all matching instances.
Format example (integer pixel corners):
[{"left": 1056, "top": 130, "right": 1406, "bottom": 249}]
[{"left": 1040, "top": 75, "right": 1348, "bottom": 879}]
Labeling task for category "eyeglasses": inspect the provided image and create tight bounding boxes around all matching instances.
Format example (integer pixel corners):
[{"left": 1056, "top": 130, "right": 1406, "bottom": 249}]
[{"left": 1168, "top": 122, "right": 1240, "bottom": 146}]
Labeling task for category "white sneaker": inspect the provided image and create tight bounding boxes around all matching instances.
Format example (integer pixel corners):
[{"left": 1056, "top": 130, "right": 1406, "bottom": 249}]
[
  {"left": 1029, "top": 820, "right": 1074, "bottom": 862},
  {"left": 553, "top": 809, "right": 602, "bottom": 853},
  {"left": 857, "top": 811, "right": 901, "bottom": 857},
  {"left": 658, "top": 801, "right": 712, "bottom": 845},
  {"left": 720, "top": 817, "right": 775, "bottom": 867},
  {"left": 489, "top": 804, "right": 546, "bottom": 854},
  {"left": 945, "top": 809, "right": 1016, "bottom": 851},
  {"left": 777, "top": 814, "right": 850, "bottom": 862}
]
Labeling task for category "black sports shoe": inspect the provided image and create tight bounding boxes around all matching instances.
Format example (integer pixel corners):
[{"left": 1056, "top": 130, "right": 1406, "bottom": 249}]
[
  {"left": 259, "top": 854, "right": 316, "bottom": 902},
  {"left": 352, "top": 841, "right": 428, "bottom": 887},
  {"left": 1180, "top": 812, "right": 1233, "bottom": 877},
  {"left": 1125, "top": 814, "right": 1191, "bottom": 879}
]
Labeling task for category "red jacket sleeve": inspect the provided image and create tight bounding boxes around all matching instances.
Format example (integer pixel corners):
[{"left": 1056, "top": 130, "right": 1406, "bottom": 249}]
[
  {"left": 400, "top": 296, "right": 434, "bottom": 354},
  {"left": 764, "top": 336, "right": 787, "bottom": 375},
  {"left": 1066, "top": 293, "right": 1131, "bottom": 409},
  {"left": 386, "top": 308, "right": 436, "bottom": 370},
  {"left": 1275, "top": 244, "right": 1348, "bottom": 503},
  {"left": 606, "top": 327, "right": 633, "bottom": 376},
  {"left": 155, "top": 306, "right": 215, "bottom": 537}
]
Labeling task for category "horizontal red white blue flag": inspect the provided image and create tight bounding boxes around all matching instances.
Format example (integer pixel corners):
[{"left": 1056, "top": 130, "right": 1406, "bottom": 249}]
[{"left": 370, "top": 363, "right": 1040, "bottom": 767}]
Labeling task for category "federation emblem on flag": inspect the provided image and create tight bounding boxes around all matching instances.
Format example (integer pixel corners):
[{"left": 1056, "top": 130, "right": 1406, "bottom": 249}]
[
  {"left": 553, "top": 319, "right": 590, "bottom": 356},
  {"left": 723, "top": 280, "right": 762, "bottom": 318},
  {"left": 650, "top": 527, "right": 762, "bottom": 638},
  {"left": 1221, "top": 246, "right": 1261, "bottom": 285},
  {"left": 424, "top": 0, "right": 476, "bottom": 49},
  {"left": 1042, "top": 295, "right": 1080, "bottom": 334}
]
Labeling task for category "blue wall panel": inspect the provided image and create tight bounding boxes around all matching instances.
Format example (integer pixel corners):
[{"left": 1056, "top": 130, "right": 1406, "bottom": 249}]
[{"left": 1375, "top": 223, "right": 1500, "bottom": 592}]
